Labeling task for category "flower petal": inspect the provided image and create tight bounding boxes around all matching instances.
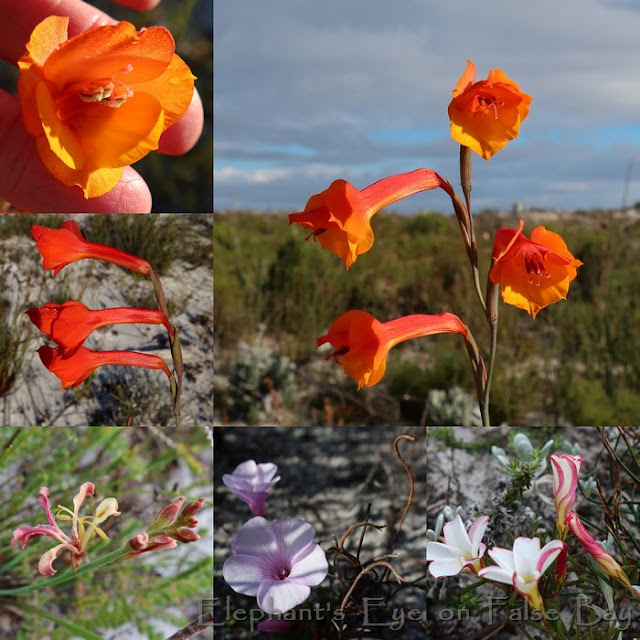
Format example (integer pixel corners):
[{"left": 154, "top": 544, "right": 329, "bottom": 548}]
[
  {"left": 222, "top": 554, "right": 270, "bottom": 597},
  {"left": 287, "top": 544, "right": 328, "bottom": 586},
  {"left": 257, "top": 579, "right": 311, "bottom": 615}
]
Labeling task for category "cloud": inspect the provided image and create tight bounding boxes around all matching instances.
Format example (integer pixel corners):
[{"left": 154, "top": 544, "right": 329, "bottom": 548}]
[{"left": 215, "top": 0, "right": 640, "bottom": 211}]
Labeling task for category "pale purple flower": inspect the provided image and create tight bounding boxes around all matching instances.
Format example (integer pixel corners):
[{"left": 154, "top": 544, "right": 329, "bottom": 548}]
[
  {"left": 222, "top": 516, "right": 328, "bottom": 614},
  {"left": 222, "top": 460, "right": 280, "bottom": 516},
  {"left": 427, "top": 514, "right": 489, "bottom": 577}
]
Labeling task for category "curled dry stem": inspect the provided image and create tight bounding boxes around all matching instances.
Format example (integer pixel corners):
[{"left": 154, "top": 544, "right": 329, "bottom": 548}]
[{"left": 339, "top": 560, "right": 403, "bottom": 612}]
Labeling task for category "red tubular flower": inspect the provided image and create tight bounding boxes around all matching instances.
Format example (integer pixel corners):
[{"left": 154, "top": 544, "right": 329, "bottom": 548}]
[
  {"left": 37, "top": 345, "right": 172, "bottom": 388},
  {"left": 31, "top": 221, "right": 151, "bottom": 276},
  {"left": 448, "top": 60, "right": 532, "bottom": 160},
  {"left": 27, "top": 301, "right": 174, "bottom": 352},
  {"left": 289, "top": 169, "right": 453, "bottom": 269},
  {"left": 318, "top": 310, "right": 468, "bottom": 389},
  {"left": 489, "top": 220, "right": 583, "bottom": 318}
]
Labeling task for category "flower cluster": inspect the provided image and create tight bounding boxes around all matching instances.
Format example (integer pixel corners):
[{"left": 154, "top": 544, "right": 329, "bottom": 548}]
[
  {"left": 28, "top": 221, "right": 182, "bottom": 422},
  {"left": 12, "top": 484, "right": 205, "bottom": 576},
  {"left": 18, "top": 16, "right": 195, "bottom": 198},
  {"left": 12, "top": 482, "right": 120, "bottom": 575},
  {"left": 288, "top": 60, "right": 582, "bottom": 424},
  {"left": 427, "top": 450, "right": 640, "bottom": 614}
]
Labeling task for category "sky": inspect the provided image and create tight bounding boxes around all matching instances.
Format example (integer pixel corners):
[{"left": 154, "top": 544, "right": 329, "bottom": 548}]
[{"left": 214, "top": 0, "right": 640, "bottom": 214}]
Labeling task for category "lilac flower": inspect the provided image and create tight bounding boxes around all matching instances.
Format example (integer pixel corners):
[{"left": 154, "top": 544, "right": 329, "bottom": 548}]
[
  {"left": 222, "top": 516, "right": 328, "bottom": 614},
  {"left": 222, "top": 460, "right": 280, "bottom": 516}
]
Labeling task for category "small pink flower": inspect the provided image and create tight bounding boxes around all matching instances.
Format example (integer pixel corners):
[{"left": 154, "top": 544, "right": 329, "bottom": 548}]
[
  {"left": 11, "top": 483, "right": 120, "bottom": 575},
  {"left": 550, "top": 453, "right": 583, "bottom": 539},
  {"left": 125, "top": 496, "right": 204, "bottom": 559},
  {"left": 565, "top": 512, "right": 640, "bottom": 596},
  {"left": 223, "top": 517, "right": 328, "bottom": 614},
  {"left": 222, "top": 460, "right": 280, "bottom": 516},
  {"left": 427, "top": 514, "right": 489, "bottom": 577}
]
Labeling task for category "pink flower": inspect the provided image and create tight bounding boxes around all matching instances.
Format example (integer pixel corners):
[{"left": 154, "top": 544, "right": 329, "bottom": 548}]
[
  {"left": 478, "top": 537, "right": 565, "bottom": 610},
  {"left": 564, "top": 512, "right": 640, "bottom": 596},
  {"left": 125, "top": 496, "right": 204, "bottom": 559},
  {"left": 222, "top": 517, "right": 328, "bottom": 614},
  {"left": 427, "top": 514, "right": 489, "bottom": 577},
  {"left": 11, "top": 483, "right": 120, "bottom": 575},
  {"left": 222, "top": 460, "right": 280, "bottom": 517},
  {"left": 550, "top": 453, "right": 583, "bottom": 539}
]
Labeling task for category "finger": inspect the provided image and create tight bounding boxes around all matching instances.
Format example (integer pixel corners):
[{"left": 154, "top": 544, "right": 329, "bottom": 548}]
[
  {"left": 112, "top": 0, "right": 162, "bottom": 10},
  {"left": 0, "top": 91, "right": 152, "bottom": 213},
  {"left": 0, "top": 0, "right": 117, "bottom": 65},
  {"left": 158, "top": 90, "right": 204, "bottom": 156}
]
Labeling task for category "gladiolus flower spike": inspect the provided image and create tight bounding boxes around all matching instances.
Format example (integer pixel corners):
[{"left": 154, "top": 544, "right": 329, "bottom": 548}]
[
  {"left": 449, "top": 60, "right": 532, "bottom": 160},
  {"left": 11, "top": 483, "right": 120, "bottom": 575},
  {"left": 18, "top": 16, "right": 195, "bottom": 198},
  {"left": 489, "top": 220, "right": 582, "bottom": 318},
  {"left": 318, "top": 310, "right": 468, "bottom": 389},
  {"left": 289, "top": 169, "right": 453, "bottom": 269}
]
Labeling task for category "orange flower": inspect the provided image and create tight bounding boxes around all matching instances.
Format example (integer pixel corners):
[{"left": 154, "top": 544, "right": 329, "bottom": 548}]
[
  {"left": 31, "top": 221, "right": 151, "bottom": 276},
  {"left": 318, "top": 310, "right": 468, "bottom": 389},
  {"left": 27, "top": 301, "right": 173, "bottom": 353},
  {"left": 489, "top": 220, "right": 583, "bottom": 318},
  {"left": 448, "top": 60, "right": 532, "bottom": 160},
  {"left": 289, "top": 169, "right": 452, "bottom": 269},
  {"left": 18, "top": 16, "right": 195, "bottom": 198},
  {"left": 37, "top": 345, "right": 172, "bottom": 388}
]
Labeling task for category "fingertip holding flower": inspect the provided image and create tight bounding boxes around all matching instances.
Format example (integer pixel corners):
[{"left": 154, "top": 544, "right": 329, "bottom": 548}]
[
  {"left": 448, "top": 60, "right": 532, "bottom": 160},
  {"left": 489, "top": 220, "right": 582, "bottom": 318},
  {"left": 318, "top": 310, "right": 468, "bottom": 389},
  {"left": 18, "top": 16, "right": 195, "bottom": 198},
  {"left": 289, "top": 169, "right": 451, "bottom": 269}
]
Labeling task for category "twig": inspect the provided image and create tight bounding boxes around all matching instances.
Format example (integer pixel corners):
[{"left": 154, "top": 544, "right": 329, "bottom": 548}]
[
  {"left": 339, "top": 560, "right": 403, "bottom": 612},
  {"left": 164, "top": 611, "right": 213, "bottom": 640}
]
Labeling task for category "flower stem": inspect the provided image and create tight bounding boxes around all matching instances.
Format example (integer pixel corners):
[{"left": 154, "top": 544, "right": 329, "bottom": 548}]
[
  {"left": 149, "top": 267, "right": 183, "bottom": 427},
  {"left": 0, "top": 547, "right": 129, "bottom": 596}
]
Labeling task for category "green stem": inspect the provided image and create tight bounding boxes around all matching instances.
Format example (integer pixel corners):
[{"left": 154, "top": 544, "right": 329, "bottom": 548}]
[{"left": 0, "top": 547, "right": 129, "bottom": 596}]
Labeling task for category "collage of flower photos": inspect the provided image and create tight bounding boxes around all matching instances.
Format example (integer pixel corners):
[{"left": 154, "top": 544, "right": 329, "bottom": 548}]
[
  {"left": 212, "top": 1, "right": 640, "bottom": 639},
  {"left": 0, "top": 0, "right": 214, "bottom": 638}
]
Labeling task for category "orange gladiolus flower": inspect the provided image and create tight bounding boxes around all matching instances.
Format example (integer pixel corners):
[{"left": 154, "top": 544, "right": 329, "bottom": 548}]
[
  {"left": 18, "top": 16, "right": 195, "bottom": 198},
  {"left": 31, "top": 221, "right": 151, "bottom": 276},
  {"left": 37, "top": 345, "right": 172, "bottom": 388},
  {"left": 289, "top": 169, "right": 452, "bottom": 269},
  {"left": 448, "top": 60, "right": 532, "bottom": 160},
  {"left": 489, "top": 220, "right": 583, "bottom": 319},
  {"left": 318, "top": 310, "right": 468, "bottom": 389},
  {"left": 27, "top": 301, "right": 174, "bottom": 353}
]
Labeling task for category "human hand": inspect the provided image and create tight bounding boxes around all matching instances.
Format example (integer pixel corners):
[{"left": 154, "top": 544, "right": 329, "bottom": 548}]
[{"left": 0, "top": 0, "right": 204, "bottom": 212}]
